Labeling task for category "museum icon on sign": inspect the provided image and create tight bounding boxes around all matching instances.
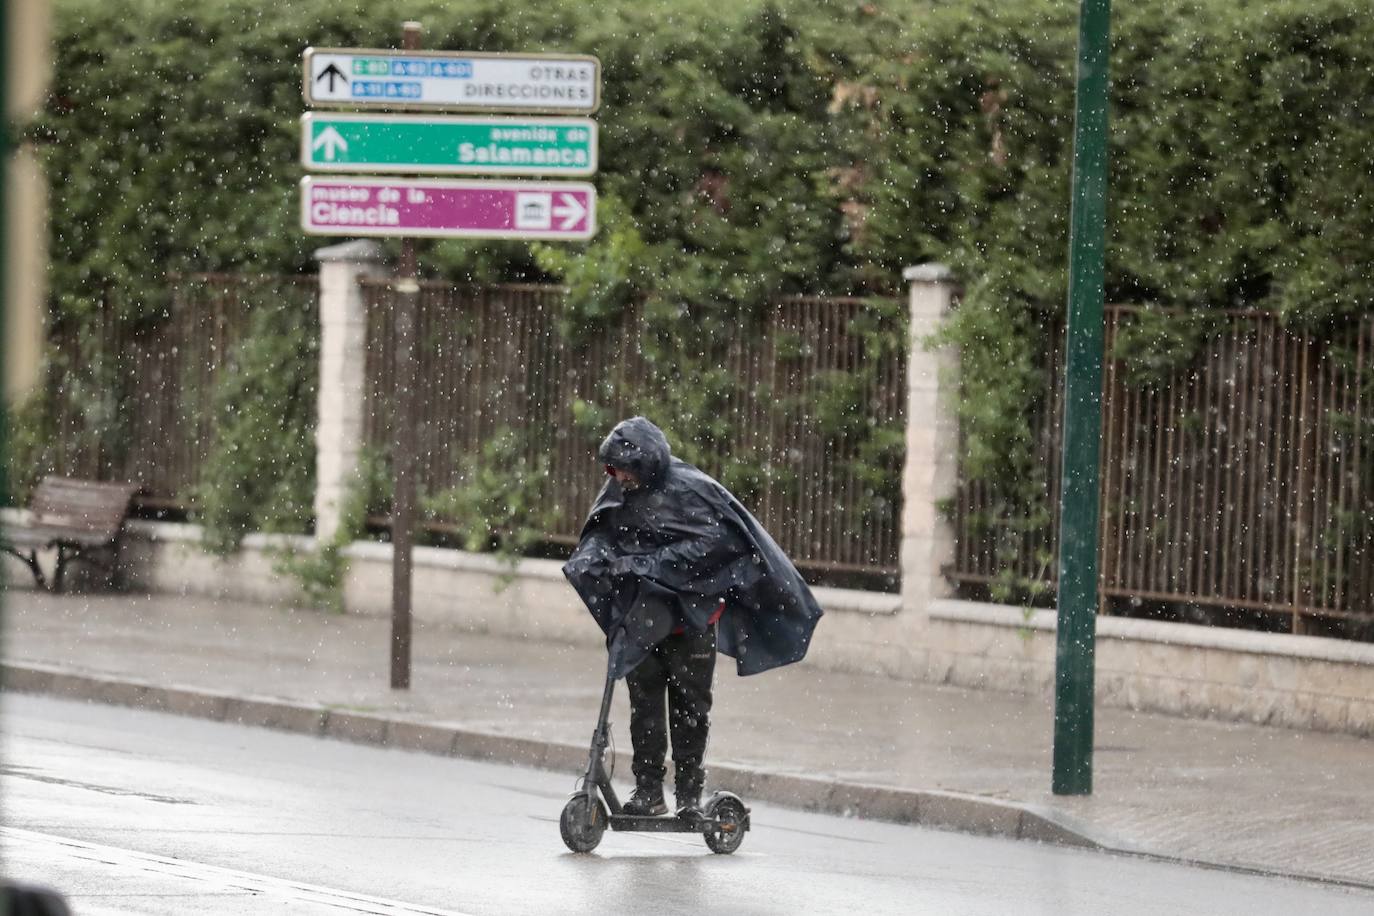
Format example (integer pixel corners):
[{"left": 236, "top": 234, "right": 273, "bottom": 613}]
[{"left": 515, "top": 192, "right": 553, "bottom": 230}]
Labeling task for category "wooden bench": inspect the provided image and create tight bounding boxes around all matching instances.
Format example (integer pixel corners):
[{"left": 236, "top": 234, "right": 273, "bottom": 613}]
[{"left": 2, "top": 477, "right": 142, "bottom": 592}]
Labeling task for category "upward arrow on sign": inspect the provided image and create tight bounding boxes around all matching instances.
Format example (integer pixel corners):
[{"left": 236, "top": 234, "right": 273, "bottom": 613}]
[
  {"left": 315, "top": 62, "right": 347, "bottom": 92},
  {"left": 311, "top": 126, "right": 349, "bottom": 161}
]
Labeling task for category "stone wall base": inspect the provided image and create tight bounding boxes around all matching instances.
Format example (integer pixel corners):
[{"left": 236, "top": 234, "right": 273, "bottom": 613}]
[
  {"left": 924, "top": 600, "right": 1374, "bottom": 738},
  {"left": 6, "top": 518, "right": 1370, "bottom": 739}
]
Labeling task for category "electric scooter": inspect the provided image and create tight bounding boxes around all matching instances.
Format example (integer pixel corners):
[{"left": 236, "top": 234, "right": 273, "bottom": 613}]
[{"left": 559, "top": 651, "right": 750, "bottom": 854}]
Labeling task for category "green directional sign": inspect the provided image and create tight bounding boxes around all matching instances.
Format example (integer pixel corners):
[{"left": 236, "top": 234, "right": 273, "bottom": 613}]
[{"left": 300, "top": 113, "right": 598, "bottom": 176}]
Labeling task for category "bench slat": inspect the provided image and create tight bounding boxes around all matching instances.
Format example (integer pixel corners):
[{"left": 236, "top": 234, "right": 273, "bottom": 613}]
[
  {"left": 26, "top": 478, "right": 141, "bottom": 542},
  {"left": 4, "top": 525, "right": 117, "bottom": 549}
]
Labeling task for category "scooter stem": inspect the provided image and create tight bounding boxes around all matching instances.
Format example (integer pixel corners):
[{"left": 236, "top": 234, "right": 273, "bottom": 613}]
[
  {"left": 585, "top": 653, "right": 617, "bottom": 785},
  {"left": 597, "top": 658, "right": 616, "bottom": 724}
]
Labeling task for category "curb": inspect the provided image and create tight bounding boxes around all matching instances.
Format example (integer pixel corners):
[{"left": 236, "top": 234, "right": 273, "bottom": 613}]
[{"left": 7, "top": 661, "right": 1372, "bottom": 892}]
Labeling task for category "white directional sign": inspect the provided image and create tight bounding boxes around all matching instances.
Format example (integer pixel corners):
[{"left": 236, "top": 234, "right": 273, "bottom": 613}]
[{"left": 303, "top": 48, "right": 601, "bottom": 114}]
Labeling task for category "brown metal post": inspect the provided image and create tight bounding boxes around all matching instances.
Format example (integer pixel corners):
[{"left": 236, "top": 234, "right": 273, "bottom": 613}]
[{"left": 390, "top": 20, "right": 423, "bottom": 690}]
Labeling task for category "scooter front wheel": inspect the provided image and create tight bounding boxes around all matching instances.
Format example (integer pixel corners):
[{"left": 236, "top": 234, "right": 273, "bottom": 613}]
[
  {"left": 559, "top": 793, "right": 607, "bottom": 853},
  {"left": 703, "top": 795, "right": 748, "bottom": 854}
]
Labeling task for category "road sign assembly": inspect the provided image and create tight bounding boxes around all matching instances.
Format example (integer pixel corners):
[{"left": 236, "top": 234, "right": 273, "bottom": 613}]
[
  {"left": 298, "top": 28, "right": 600, "bottom": 693},
  {"left": 301, "top": 113, "right": 597, "bottom": 176},
  {"left": 300, "top": 176, "right": 596, "bottom": 240},
  {"left": 303, "top": 48, "right": 601, "bottom": 113}
]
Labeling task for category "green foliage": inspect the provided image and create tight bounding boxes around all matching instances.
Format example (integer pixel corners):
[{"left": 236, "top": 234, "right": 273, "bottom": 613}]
[
  {"left": 41, "top": 0, "right": 880, "bottom": 327},
  {"left": 46, "top": 0, "right": 1374, "bottom": 338},
  {"left": 1110, "top": 309, "right": 1224, "bottom": 389},
  {"left": 193, "top": 301, "right": 316, "bottom": 555},
  {"left": 533, "top": 195, "right": 649, "bottom": 335},
  {"left": 272, "top": 448, "right": 388, "bottom": 612},
  {"left": 6, "top": 389, "right": 59, "bottom": 507},
  {"left": 424, "top": 427, "right": 560, "bottom": 562}
]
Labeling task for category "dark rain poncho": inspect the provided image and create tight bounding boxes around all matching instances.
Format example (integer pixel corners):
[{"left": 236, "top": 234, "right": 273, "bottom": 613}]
[{"left": 563, "top": 417, "right": 824, "bottom": 678}]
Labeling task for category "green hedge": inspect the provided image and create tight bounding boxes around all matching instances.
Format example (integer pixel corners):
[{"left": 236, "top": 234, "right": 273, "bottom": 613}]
[
  {"left": 45, "top": 0, "right": 1374, "bottom": 322},
  {"left": 42, "top": 0, "right": 891, "bottom": 320}
]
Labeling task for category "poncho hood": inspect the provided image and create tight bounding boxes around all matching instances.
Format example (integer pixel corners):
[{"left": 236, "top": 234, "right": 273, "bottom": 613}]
[{"left": 597, "top": 416, "right": 672, "bottom": 489}]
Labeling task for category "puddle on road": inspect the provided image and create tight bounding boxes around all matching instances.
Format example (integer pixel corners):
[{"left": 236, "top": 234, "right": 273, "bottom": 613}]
[{"left": 0, "top": 765, "right": 197, "bottom": 805}]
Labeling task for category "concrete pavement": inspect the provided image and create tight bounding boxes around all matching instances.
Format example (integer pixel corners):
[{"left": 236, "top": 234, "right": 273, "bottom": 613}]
[
  {"left": 3, "top": 588, "right": 1372, "bottom": 889},
  {"left": 11, "top": 694, "right": 1374, "bottom": 916}
]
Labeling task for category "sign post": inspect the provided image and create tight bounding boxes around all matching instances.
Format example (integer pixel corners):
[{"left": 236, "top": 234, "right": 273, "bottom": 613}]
[
  {"left": 388, "top": 20, "right": 424, "bottom": 692},
  {"left": 299, "top": 26, "right": 601, "bottom": 691},
  {"left": 1053, "top": 0, "right": 1113, "bottom": 795}
]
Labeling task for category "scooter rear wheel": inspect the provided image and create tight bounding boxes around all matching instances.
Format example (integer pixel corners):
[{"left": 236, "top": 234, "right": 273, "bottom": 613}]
[
  {"left": 703, "top": 796, "right": 748, "bottom": 854},
  {"left": 559, "top": 793, "right": 607, "bottom": 853}
]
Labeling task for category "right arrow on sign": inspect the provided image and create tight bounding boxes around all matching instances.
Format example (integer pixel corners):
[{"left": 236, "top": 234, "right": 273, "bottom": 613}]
[
  {"left": 312, "top": 126, "right": 349, "bottom": 161},
  {"left": 553, "top": 193, "right": 586, "bottom": 230}
]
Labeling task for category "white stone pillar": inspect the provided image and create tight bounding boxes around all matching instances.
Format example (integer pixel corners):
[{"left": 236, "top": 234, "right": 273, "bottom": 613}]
[
  {"left": 314, "top": 240, "right": 384, "bottom": 542},
  {"left": 900, "top": 264, "right": 960, "bottom": 620}
]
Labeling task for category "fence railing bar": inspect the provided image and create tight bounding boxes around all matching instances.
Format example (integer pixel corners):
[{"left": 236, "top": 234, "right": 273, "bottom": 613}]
[
  {"left": 1110, "top": 315, "right": 1132, "bottom": 592},
  {"left": 1128, "top": 350, "right": 1147, "bottom": 592},
  {"left": 1165, "top": 343, "right": 1184, "bottom": 595},
  {"left": 1285, "top": 324, "right": 1304, "bottom": 611},
  {"left": 1217, "top": 321, "right": 1239, "bottom": 604},
  {"left": 1330, "top": 335, "right": 1347, "bottom": 611},
  {"left": 802, "top": 298, "right": 823, "bottom": 565},
  {"left": 1292, "top": 335, "right": 1314, "bottom": 628},
  {"left": 1180, "top": 354, "right": 1199, "bottom": 599},
  {"left": 1235, "top": 319, "right": 1256, "bottom": 604},
  {"left": 1258, "top": 318, "right": 1279, "bottom": 608},
  {"left": 1315, "top": 340, "right": 1336, "bottom": 611},
  {"left": 1268, "top": 323, "right": 1289, "bottom": 612},
  {"left": 1343, "top": 321, "right": 1367, "bottom": 609},
  {"left": 1100, "top": 312, "right": 1120, "bottom": 600},
  {"left": 1364, "top": 320, "right": 1373, "bottom": 609}
]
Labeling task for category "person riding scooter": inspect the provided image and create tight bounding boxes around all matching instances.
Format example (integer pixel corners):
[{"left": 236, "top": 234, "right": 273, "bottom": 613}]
[{"left": 563, "top": 417, "right": 824, "bottom": 818}]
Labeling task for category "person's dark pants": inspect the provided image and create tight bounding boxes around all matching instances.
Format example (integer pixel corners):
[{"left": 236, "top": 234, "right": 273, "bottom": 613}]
[{"left": 626, "top": 626, "right": 716, "bottom": 797}]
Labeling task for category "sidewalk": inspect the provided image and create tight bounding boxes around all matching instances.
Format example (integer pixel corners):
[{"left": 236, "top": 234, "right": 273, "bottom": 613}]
[{"left": 4, "top": 588, "right": 1372, "bottom": 888}]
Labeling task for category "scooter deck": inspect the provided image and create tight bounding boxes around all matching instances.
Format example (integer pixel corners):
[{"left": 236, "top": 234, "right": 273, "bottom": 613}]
[{"left": 609, "top": 813, "right": 708, "bottom": 833}]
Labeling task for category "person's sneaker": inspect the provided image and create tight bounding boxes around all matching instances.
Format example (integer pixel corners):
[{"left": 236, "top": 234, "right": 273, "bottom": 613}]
[{"left": 623, "top": 782, "right": 667, "bottom": 817}]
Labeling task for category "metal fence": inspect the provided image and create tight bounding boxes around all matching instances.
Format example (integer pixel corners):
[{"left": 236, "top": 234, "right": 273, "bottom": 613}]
[
  {"left": 951, "top": 306, "right": 1374, "bottom": 630},
  {"left": 44, "top": 274, "right": 319, "bottom": 509},
  {"left": 40, "top": 274, "right": 1373, "bottom": 624},
  {"left": 359, "top": 280, "right": 908, "bottom": 577}
]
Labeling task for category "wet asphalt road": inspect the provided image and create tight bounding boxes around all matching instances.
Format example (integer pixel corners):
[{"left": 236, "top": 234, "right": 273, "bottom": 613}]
[{"left": 3, "top": 694, "right": 1372, "bottom": 916}]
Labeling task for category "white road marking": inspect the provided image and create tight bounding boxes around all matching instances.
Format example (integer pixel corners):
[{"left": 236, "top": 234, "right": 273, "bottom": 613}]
[{"left": 1, "top": 828, "right": 476, "bottom": 916}]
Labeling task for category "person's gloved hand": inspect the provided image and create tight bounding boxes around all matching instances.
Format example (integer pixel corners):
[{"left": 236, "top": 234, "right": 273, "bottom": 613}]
[{"left": 609, "top": 554, "right": 653, "bottom": 578}]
